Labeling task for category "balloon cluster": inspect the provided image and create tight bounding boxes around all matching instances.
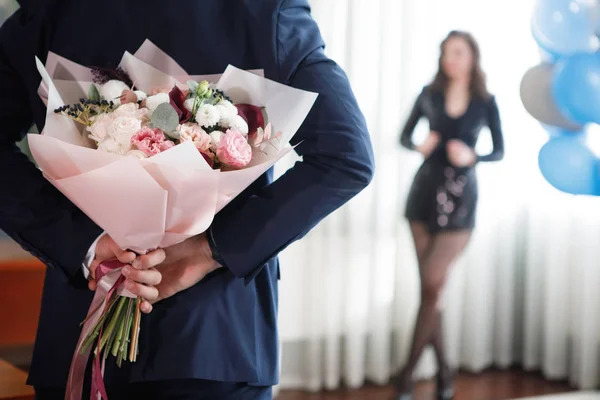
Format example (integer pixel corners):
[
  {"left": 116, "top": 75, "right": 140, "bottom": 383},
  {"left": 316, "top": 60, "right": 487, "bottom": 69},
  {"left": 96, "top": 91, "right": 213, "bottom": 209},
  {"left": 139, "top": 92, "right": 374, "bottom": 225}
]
[{"left": 521, "top": 0, "right": 600, "bottom": 195}]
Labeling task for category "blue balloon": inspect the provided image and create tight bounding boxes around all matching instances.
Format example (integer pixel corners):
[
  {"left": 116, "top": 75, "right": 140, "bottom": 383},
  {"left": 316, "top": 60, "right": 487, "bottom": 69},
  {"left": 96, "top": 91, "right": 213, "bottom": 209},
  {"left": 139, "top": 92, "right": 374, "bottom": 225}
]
[
  {"left": 538, "top": 136, "right": 599, "bottom": 195},
  {"left": 552, "top": 53, "right": 600, "bottom": 124},
  {"left": 531, "top": 0, "right": 599, "bottom": 57},
  {"left": 542, "top": 124, "right": 585, "bottom": 138}
]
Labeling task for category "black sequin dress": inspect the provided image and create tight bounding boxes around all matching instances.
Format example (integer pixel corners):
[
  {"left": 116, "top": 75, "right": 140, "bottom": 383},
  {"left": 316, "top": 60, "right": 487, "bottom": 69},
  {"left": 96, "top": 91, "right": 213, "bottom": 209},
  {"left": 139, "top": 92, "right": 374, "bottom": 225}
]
[{"left": 400, "top": 86, "right": 504, "bottom": 233}]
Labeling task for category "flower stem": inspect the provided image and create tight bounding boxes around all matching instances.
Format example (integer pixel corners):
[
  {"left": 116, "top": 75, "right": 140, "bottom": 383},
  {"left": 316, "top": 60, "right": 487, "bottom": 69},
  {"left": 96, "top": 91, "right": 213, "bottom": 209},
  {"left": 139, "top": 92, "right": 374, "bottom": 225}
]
[
  {"left": 98, "top": 296, "right": 127, "bottom": 354},
  {"left": 120, "top": 300, "right": 135, "bottom": 365},
  {"left": 80, "top": 295, "right": 118, "bottom": 355},
  {"left": 130, "top": 297, "right": 142, "bottom": 362}
]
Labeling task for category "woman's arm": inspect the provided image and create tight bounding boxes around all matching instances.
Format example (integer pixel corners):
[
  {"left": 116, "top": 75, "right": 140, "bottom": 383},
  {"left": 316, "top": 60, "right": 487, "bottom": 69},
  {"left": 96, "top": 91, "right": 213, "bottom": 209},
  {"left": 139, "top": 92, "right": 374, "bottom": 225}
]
[
  {"left": 399, "top": 89, "right": 426, "bottom": 150},
  {"left": 477, "top": 96, "right": 505, "bottom": 162}
]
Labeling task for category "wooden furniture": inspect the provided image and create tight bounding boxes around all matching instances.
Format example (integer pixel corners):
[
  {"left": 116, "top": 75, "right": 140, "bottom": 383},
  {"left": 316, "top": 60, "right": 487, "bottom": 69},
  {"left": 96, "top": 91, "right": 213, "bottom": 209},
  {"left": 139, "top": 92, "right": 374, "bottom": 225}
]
[
  {"left": 0, "top": 359, "right": 34, "bottom": 400},
  {"left": 0, "top": 255, "right": 45, "bottom": 347},
  {"left": 0, "top": 241, "right": 44, "bottom": 396}
]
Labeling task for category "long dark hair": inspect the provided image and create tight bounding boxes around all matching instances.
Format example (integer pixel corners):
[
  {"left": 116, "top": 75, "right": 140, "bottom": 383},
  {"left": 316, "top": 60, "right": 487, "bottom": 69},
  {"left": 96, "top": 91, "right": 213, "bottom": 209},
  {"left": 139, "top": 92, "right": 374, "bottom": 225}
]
[{"left": 430, "top": 30, "right": 490, "bottom": 101}]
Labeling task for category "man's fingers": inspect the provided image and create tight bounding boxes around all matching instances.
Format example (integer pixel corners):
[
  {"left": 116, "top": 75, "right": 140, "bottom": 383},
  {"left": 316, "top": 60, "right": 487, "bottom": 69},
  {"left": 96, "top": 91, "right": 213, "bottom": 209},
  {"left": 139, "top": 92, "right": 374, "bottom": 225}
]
[
  {"left": 123, "top": 279, "right": 159, "bottom": 302},
  {"left": 131, "top": 249, "right": 166, "bottom": 270},
  {"left": 140, "top": 301, "right": 153, "bottom": 314},
  {"left": 122, "top": 266, "right": 162, "bottom": 286},
  {"left": 88, "top": 280, "right": 97, "bottom": 291},
  {"left": 89, "top": 261, "right": 98, "bottom": 280},
  {"left": 115, "top": 249, "right": 137, "bottom": 265}
]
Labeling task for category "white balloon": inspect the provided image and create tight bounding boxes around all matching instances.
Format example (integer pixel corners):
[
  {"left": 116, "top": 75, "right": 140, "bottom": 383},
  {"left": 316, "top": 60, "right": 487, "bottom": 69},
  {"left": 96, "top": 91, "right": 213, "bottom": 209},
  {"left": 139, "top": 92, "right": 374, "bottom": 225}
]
[{"left": 520, "top": 63, "right": 583, "bottom": 131}]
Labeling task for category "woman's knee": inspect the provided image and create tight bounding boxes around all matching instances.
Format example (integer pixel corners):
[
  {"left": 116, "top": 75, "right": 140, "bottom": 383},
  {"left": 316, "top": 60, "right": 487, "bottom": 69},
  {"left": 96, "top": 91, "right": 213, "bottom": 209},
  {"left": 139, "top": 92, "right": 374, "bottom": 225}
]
[{"left": 420, "top": 274, "right": 446, "bottom": 304}]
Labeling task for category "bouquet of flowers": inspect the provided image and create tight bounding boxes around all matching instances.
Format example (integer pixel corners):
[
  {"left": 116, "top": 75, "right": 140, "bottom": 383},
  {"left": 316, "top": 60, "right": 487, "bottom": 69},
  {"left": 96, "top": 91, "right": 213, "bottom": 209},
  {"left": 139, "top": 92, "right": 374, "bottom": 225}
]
[
  {"left": 29, "top": 40, "right": 317, "bottom": 399},
  {"left": 59, "top": 72, "right": 281, "bottom": 169}
]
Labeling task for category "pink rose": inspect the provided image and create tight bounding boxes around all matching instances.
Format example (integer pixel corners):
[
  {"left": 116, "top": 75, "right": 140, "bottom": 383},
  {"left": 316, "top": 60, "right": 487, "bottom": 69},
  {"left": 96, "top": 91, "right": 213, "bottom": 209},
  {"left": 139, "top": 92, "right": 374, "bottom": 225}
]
[
  {"left": 177, "top": 123, "right": 212, "bottom": 152},
  {"left": 131, "top": 128, "right": 173, "bottom": 157},
  {"left": 216, "top": 129, "right": 252, "bottom": 168}
]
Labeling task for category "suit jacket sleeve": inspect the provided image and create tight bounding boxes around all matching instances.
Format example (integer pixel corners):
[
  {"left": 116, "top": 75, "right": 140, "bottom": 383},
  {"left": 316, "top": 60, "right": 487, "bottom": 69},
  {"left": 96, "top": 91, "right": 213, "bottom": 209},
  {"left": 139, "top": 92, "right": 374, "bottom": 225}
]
[
  {"left": 209, "top": 0, "right": 375, "bottom": 282},
  {"left": 0, "top": 14, "right": 103, "bottom": 279}
]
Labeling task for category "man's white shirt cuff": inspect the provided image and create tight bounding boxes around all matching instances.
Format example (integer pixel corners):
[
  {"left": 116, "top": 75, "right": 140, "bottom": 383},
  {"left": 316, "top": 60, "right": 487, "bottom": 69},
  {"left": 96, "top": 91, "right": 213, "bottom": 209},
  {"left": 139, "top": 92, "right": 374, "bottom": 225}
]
[{"left": 82, "top": 233, "right": 104, "bottom": 279}]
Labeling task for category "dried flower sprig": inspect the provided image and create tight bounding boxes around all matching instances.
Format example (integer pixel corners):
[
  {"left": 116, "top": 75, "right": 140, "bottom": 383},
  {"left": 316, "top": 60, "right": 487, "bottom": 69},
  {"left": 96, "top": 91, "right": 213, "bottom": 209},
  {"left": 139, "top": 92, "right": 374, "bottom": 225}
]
[
  {"left": 54, "top": 98, "right": 115, "bottom": 127},
  {"left": 91, "top": 66, "right": 134, "bottom": 89}
]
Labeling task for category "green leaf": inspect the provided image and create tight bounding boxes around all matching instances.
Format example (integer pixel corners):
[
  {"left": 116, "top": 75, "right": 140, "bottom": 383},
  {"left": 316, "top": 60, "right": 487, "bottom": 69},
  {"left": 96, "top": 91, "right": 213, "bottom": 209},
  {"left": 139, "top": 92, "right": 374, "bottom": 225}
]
[
  {"left": 164, "top": 131, "right": 181, "bottom": 141},
  {"left": 187, "top": 80, "right": 199, "bottom": 91},
  {"left": 88, "top": 84, "right": 101, "bottom": 102},
  {"left": 151, "top": 103, "right": 179, "bottom": 134}
]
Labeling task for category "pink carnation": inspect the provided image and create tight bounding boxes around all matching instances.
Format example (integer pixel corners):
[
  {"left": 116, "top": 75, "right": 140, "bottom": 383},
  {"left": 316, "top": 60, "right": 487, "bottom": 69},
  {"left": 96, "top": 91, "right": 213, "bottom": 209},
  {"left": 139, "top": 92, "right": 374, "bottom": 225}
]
[
  {"left": 216, "top": 129, "right": 252, "bottom": 168},
  {"left": 131, "top": 128, "right": 173, "bottom": 157}
]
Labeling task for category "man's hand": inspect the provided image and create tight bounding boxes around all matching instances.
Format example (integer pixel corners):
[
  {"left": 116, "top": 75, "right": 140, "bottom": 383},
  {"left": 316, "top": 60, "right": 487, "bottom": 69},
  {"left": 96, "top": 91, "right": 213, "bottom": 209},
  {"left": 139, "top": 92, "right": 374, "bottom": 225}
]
[
  {"left": 89, "top": 234, "right": 165, "bottom": 313},
  {"left": 447, "top": 139, "right": 476, "bottom": 167},
  {"left": 152, "top": 233, "right": 222, "bottom": 306}
]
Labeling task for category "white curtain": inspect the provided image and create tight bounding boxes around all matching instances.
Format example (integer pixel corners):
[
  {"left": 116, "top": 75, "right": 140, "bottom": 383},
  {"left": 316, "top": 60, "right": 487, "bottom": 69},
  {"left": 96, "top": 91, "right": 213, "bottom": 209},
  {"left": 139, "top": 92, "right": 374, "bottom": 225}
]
[{"left": 274, "top": 0, "right": 600, "bottom": 393}]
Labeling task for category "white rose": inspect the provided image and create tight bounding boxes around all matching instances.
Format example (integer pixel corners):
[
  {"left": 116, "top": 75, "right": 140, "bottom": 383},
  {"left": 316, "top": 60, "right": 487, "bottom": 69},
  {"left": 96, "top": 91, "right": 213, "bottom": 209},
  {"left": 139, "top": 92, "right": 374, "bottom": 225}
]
[
  {"left": 112, "top": 103, "right": 149, "bottom": 121},
  {"left": 126, "top": 150, "right": 148, "bottom": 160},
  {"left": 145, "top": 93, "right": 170, "bottom": 113},
  {"left": 215, "top": 100, "right": 238, "bottom": 120},
  {"left": 87, "top": 113, "right": 114, "bottom": 142},
  {"left": 100, "top": 80, "right": 129, "bottom": 102},
  {"left": 97, "top": 137, "right": 129, "bottom": 155},
  {"left": 209, "top": 130, "right": 224, "bottom": 147},
  {"left": 108, "top": 116, "right": 141, "bottom": 152},
  {"left": 184, "top": 98, "right": 195, "bottom": 112},
  {"left": 195, "top": 104, "right": 220, "bottom": 128},
  {"left": 220, "top": 114, "right": 249, "bottom": 136}
]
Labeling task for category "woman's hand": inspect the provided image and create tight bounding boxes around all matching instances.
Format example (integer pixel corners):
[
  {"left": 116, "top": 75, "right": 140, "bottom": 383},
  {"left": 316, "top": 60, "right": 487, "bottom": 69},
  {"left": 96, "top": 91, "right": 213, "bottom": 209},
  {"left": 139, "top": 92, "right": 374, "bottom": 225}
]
[
  {"left": 447, "top": 139, "right": 476, "bottom": 167},
  {"left": 416, "top": 131, "right": 441, "bottom": 158}
]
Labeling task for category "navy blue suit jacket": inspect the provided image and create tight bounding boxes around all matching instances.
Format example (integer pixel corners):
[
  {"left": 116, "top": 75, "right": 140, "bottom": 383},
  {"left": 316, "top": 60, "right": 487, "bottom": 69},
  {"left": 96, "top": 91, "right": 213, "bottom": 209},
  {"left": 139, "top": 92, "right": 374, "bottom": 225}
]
[{"left": 0, "top": 0, "right": 374, "bottom": 388}]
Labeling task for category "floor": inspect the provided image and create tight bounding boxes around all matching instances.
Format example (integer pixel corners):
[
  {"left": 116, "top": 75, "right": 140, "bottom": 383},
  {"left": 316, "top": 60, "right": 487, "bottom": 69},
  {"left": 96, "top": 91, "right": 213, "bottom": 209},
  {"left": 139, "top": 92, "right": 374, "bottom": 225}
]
[{"left": 277, "top": 368, "right": 579, "bottom": 400}]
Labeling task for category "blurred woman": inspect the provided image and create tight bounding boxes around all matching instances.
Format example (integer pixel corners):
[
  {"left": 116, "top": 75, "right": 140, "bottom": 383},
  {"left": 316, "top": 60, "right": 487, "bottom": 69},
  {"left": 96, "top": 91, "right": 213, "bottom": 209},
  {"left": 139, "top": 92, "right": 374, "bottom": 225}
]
[{"left": 393, "top": 31, "right": 504, "bottom": 400}]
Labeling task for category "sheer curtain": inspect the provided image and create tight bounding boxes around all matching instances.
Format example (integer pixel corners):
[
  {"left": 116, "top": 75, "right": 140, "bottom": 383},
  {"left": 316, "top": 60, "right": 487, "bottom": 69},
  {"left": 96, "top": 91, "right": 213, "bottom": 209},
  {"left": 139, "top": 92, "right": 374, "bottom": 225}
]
[{"left": 275, "top": 0, "right": 600, "bottom": 393}]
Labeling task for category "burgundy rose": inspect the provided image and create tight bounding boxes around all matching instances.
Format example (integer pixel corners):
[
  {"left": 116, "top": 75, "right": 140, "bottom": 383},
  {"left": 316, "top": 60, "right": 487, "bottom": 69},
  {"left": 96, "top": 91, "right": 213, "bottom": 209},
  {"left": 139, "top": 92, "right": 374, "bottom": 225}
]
[
  {"left": 169, "top": 86, "right": 192, "bottom": 123},
  {"left": 201, "top": 152, "right": 215, "bottom": 168},
  {"left": 236, "top": 104, "right": 265, "bottom": 138}
]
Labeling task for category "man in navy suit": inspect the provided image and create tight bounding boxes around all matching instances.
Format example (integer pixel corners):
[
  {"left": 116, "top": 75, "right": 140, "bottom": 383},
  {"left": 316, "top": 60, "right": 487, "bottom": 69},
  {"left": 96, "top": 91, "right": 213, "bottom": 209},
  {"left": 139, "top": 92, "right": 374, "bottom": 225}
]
[{"left": 0, "top": 0, "right": 374, "bottom": 398}]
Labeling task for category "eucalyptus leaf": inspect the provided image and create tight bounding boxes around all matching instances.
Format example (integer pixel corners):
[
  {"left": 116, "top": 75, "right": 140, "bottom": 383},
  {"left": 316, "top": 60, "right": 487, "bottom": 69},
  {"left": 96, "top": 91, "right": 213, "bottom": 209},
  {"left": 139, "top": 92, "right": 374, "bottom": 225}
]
[
  {"left": 88, "top": 84, "right": 100, "bottom": 102},
  {"left": 187, "top": 80, "right": 199, "bottom": 91},
  {"left": 151, "top": 103, "right": 179, "bottom": 134},
  {"left": 164, "top": 130, "right": 181, "bottom": 140}
]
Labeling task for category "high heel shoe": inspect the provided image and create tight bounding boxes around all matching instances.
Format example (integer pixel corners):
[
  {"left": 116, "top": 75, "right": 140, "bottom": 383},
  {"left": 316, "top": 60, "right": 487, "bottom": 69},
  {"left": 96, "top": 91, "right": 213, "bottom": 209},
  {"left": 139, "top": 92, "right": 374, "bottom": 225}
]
[
  {"left": 391, "top": 370, "right": 413, "bottom": 400},
  {"left": 436, "top": 367, "right": 455, "bottom": 400},
  {"left": 394, "top": 393, "right": 413, "bottom": 400}
]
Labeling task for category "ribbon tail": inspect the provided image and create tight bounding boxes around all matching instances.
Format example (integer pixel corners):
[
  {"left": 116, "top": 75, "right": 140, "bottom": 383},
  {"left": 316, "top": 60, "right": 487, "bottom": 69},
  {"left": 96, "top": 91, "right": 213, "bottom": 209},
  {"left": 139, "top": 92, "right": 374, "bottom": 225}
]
[
  {"left": 91, "top": 349, "right": 109, "bottom": 400},
  {"left": 65, "top": 260, "right": 126, "bottom": 400},
  {"left": 64, "top": 288, "right": 110, "bottom": 400}
]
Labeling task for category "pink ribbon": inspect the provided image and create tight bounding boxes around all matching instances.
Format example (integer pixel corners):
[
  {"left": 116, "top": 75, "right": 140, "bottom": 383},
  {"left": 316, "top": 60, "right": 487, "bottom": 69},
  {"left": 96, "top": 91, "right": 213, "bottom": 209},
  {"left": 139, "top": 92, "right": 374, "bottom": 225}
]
[{"left": 65, "top": 260, "right": 132, "bottom": 400}]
